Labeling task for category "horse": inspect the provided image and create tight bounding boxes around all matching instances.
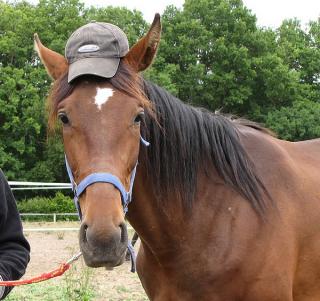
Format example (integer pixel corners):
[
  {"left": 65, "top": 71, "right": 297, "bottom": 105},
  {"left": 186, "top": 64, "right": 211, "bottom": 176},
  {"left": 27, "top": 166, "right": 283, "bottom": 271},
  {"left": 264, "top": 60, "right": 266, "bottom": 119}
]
[{"left": 34, "top": 14, "right": 320, "bottom": 301}]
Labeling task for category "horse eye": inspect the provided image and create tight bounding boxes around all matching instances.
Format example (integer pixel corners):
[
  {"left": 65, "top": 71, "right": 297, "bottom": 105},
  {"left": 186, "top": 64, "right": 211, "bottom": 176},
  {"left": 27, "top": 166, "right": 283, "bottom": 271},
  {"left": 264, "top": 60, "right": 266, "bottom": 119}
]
[
  {"left": 134, "top": 111, "right": 145, "bottom": 124},
  {"left": 58, "top": 112, "right": 69, "bottom": 125}
]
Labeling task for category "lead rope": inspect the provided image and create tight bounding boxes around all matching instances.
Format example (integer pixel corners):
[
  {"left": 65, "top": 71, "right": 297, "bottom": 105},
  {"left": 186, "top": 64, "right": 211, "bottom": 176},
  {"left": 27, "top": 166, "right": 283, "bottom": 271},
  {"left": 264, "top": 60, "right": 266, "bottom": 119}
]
[{"left": 0, "top": 252, "right": 82, "bottom": 286}]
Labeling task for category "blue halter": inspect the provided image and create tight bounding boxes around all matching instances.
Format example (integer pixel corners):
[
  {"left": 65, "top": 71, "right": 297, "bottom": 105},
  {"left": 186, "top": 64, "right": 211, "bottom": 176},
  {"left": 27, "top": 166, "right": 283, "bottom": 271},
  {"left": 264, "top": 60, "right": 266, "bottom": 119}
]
[{"left": 65, "top": 136, "right": 150, "bottom": 272}]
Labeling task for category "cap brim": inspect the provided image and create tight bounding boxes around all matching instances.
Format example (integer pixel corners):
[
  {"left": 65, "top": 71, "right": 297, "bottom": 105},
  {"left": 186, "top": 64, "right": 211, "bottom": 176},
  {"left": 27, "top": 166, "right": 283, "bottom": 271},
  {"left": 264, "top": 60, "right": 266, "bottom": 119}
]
[{"left": 68, "top": 57, "right": 120, "bottom": 83}]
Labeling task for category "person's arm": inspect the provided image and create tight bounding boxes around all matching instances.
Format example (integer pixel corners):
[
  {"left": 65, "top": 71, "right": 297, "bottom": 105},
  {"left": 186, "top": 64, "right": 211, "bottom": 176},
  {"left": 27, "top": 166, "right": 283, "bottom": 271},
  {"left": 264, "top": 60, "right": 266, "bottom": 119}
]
[{"left": 0, "top": 170, "right": 30, "bottom": 299}]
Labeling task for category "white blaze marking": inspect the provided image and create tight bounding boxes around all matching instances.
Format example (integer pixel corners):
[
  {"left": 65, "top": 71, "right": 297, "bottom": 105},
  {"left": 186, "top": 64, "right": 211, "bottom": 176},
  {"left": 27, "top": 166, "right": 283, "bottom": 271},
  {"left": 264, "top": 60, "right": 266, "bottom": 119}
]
[{"left": 94, "top": 88, "right": 114, "bottom": 110}]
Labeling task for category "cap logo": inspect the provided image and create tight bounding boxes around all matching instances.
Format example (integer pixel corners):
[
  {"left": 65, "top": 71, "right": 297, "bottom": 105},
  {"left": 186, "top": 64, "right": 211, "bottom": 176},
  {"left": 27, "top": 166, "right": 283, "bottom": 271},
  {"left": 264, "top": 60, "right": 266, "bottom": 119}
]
[{"left": 78, "top": 44, "right": 100, "bottom": 53}]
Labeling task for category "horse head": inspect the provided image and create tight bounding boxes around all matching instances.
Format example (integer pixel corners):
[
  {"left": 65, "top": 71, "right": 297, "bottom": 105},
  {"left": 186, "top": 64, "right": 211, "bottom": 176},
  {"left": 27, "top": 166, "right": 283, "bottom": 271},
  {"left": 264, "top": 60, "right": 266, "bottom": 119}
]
[{"left": 35, "top": 15, "right": 161, "bottom": 268}]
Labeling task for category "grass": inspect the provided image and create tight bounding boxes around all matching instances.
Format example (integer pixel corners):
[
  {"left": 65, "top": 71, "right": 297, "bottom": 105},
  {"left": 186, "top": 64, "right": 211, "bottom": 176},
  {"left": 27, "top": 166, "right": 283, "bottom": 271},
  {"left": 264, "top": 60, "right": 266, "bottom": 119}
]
[
  {"left": 57, "top": 231, "right": 65, "bottom": 240},
  {"left": 6, "top": 268, "right": 149, "bottom": 301},
  {"left": 6, "top": 277, "right": 149, "bottom": 301},
  {"left": 64, "top": 258, "right": 94, "bottom": 301}
]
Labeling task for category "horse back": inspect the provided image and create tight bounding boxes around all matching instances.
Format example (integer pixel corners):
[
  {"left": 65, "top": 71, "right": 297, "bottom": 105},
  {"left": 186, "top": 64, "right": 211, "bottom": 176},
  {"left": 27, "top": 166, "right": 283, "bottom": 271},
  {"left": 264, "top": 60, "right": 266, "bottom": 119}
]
[{"left": 238, "top": 126, "right": 320, "bottom": 198}]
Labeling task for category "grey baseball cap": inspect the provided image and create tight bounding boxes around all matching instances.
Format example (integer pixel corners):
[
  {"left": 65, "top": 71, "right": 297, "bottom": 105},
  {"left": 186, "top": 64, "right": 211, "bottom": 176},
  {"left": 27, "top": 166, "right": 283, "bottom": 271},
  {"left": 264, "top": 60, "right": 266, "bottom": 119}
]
[{"left": 65, "top": 22, "right": 129, "bottom": 83}]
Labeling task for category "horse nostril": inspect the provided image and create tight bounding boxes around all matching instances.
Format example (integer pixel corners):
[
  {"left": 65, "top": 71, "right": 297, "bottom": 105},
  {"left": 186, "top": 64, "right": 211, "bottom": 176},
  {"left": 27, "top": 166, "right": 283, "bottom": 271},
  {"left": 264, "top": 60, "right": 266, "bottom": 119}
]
[
  {"left": 119, "top": 222, "right": 128, "bottom": 244},
  {"left": 82, "top": 223, "right": 88, "bottom": 243}
]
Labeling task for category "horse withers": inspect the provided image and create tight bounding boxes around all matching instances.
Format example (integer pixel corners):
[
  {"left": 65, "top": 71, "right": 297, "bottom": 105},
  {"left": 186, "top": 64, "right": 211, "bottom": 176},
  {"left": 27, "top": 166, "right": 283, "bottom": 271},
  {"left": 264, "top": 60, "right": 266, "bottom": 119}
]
[{"left": 35, "top": 14, "right": 320, "bottom": 301}]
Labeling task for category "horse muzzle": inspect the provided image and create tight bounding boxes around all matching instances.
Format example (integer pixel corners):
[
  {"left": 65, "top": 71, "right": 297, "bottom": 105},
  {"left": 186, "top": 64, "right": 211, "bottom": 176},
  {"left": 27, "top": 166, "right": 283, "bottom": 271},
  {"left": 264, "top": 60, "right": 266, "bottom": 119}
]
[{"left": 79, "top": 221, "right": 128, "bottom": 268}]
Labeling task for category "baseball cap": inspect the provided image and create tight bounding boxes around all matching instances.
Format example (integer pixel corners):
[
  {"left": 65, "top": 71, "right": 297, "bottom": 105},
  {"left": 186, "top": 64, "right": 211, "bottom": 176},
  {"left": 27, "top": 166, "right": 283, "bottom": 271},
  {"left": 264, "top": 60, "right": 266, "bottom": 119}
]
[{"left": 65, "top": 22, "right": 129, "bottom": 83}]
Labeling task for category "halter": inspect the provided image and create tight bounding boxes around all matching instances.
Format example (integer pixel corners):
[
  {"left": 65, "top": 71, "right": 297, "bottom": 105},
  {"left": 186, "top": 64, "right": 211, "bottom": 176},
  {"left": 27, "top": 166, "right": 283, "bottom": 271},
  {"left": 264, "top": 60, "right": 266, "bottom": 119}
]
[{"left": 65, "top": 136, "right": 150, "bottom": 272}]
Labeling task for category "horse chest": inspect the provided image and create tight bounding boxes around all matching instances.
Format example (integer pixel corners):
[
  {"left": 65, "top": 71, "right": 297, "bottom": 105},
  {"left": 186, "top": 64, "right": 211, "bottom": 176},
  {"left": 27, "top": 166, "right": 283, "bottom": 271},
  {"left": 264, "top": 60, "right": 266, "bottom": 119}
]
[
  {"left": 136, "top": 216, "right": 300, "bottom": 301},
  {"left": 136, "top": 242, "right": 248, "bottom": 301}
]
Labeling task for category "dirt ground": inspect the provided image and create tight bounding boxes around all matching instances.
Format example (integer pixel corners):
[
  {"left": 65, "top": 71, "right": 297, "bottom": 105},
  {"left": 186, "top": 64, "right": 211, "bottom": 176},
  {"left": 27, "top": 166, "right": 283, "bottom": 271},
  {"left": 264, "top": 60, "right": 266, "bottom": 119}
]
[{"left": 21, "top": 222, "right": 148, "bottom": 301}]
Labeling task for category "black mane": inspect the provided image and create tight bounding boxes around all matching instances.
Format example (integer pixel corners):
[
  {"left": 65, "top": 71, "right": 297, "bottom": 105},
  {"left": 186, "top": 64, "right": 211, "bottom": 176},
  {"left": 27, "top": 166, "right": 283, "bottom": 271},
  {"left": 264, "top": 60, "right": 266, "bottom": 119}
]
[
  {"left": 49, "top": 65, "right": 272, "bottom": 216},
  {"left": 141, "top": 81, "right": 272, "bottom": 216}
]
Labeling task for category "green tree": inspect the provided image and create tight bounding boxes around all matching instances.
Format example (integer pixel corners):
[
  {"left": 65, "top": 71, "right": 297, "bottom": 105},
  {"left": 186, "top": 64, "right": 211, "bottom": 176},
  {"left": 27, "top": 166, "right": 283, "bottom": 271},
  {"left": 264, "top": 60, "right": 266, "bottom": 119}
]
[
  {"left": 148, "top": 0, "right": 320, "bottom": 140},
  {"left": 0, "top": 0, "right": 84, "bottom": 181},
  {"left": 84, "top": 6, "right": 148, "bottom": 46},
  {"left": 0, "top": 65, "right": 43, "bottom": 179},
  {"left": 266, "top": 99, "right": 320, "bottom": 141},
  {"left": 148, "top": 0, "right": 301, "bottom": 118}
]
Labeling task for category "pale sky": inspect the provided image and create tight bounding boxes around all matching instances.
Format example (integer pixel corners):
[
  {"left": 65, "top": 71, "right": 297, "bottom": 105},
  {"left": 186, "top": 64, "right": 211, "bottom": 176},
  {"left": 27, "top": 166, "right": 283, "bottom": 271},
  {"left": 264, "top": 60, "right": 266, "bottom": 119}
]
[{"left": 82, "top": 0, "right": 320, "bottom": 28}]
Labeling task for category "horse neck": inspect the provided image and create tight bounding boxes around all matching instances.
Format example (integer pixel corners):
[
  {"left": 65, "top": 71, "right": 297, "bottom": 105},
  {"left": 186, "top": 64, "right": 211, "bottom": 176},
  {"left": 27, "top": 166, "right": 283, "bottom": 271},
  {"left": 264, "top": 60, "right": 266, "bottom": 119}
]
[
  {"left": 127, "top": 82, "right": 270, "bottom": 260},
  {"left": 127, "top": 161, "right": 184, "bottom": 252},
  {"left": 127, "top": 160, "right": 256, "bottom": 265},
  {"left": 127, "top": 83, "right": 230, "bottom": 254}
]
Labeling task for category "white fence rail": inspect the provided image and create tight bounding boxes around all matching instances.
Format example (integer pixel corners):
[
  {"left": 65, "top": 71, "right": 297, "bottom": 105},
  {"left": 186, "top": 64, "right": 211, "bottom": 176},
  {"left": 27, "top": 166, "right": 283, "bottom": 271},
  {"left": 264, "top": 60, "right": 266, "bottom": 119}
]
[
  {"left": 10, "top": 182, "right": 134, "bottom": 232},
  {"left": 21, "top": 213, "right": 79, "bottom": 232},
  {"left": 23, "top": 227, "right": 79, "bottom": 232},
  {"left": 9, "top": 181, "right": 72, "bottom": 191},
  {"left": 20, "top": 213, "right": 78, "bottom": 223},
  {"left": 20, "top": 213, "right": 133, "bottom": 232}
]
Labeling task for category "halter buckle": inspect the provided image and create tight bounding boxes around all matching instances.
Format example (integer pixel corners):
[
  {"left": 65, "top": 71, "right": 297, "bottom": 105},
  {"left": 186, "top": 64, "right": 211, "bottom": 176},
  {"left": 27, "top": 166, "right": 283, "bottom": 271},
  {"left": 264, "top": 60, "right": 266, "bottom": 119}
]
[{"left": 72, "top": 179, "right": 78, "bottom": 193}]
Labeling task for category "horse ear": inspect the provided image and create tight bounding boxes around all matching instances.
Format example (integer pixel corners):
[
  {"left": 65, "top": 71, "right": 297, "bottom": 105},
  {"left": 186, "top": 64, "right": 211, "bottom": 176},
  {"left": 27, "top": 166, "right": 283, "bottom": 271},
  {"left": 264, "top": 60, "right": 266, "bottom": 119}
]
[
  {"left": 125, "top": 13, "right": 161, "bottom": 72},
  {"left": 34, "top": 33, "right": 68, "bottom": 80}
]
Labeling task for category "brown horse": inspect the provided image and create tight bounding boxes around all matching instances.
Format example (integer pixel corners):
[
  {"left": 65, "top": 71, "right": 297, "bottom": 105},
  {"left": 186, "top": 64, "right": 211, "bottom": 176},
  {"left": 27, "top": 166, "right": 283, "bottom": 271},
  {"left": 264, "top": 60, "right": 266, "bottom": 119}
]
[{"left": 35, "top": 14, "right": 320, "bottom": 301}]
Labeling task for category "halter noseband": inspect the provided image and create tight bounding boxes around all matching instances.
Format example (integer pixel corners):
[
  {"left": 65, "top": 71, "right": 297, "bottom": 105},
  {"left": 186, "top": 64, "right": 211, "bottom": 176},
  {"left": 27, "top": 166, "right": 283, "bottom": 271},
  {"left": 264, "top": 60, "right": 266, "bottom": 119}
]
[{"left": 65, "top": 136, "right": 150, "bottom": 272}]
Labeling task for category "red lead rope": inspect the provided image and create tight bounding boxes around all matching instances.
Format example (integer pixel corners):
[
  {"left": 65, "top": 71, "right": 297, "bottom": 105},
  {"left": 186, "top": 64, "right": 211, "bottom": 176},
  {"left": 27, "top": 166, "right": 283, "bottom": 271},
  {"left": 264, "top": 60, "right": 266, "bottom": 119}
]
[
  {"left": 0, "top": 252, "right": 82, "bottom": 287},
  {"left": 0, "top": 264, "right": 70, "bottom": 286}
]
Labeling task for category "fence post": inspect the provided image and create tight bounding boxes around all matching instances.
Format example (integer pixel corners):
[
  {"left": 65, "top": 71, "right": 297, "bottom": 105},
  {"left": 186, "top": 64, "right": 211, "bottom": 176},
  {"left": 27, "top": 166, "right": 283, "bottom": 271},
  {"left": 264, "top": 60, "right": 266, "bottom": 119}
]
[{"left": 53, "top": 213, "right": 56, "bottom": 223}]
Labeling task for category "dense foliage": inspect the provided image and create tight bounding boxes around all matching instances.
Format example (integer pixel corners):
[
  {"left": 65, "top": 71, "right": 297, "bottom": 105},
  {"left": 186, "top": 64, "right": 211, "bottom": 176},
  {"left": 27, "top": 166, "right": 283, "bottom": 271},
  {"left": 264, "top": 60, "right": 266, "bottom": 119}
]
[
  {"left": 0, "top": 0, "right": 319, "bottom": 185},
  {"left": 18, "top": 192, "right": 77, "bottom": 220}
]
